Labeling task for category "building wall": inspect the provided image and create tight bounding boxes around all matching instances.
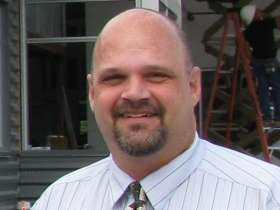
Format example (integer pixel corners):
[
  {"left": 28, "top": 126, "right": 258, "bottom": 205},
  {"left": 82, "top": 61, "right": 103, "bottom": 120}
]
[
  {"left": 8, "top": 0, "right": 21, "bottom": 152},
  {"left": 0, "top": 151, "right": 19, "bottom": 210},
  {"left": 18, "top": 151, "right": 106, "bottom": 206},
  {"left": 0, "top": 0, "right": 21, "bottom": 209}
]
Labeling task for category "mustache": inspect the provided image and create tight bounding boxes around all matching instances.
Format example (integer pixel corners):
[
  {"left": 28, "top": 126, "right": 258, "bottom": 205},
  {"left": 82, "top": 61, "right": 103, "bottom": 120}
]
[{"left": 112, "top": 99, "right": 165, "bottom": 118}]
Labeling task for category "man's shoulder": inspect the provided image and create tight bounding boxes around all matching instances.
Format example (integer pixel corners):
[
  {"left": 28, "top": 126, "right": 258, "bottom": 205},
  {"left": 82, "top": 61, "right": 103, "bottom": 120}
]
[
  {"left": 31, "top": 157, "right": 112, "bottom": 209},
  {"left": 199, "top": 140, "right": 280, "bottom": 189},
  {"left": 53, "top": 156, "right": 111, "bottom": 185}
]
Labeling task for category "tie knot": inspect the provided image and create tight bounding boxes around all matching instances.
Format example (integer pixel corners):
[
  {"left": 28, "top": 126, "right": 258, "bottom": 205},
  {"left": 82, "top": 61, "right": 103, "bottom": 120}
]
[
  {"left": 128, "top": 181, "right": 146, "bottom": 209},
  {"left": 130, "top": 182, "right": 141, "bottom": 200}
]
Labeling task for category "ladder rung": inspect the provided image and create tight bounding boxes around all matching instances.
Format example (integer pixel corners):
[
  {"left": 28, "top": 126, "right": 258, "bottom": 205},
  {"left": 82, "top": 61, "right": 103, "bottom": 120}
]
[
  {"left": 201, "top": 69, "right": 233, "bottom": 74},
  {"left": 264, "top": 127, "right": 280, "bottom": 131},
  {"left": 219, "top": 85, "right": 229, "bottom": 90},
  {"left": 220, "top": 70, "right": 233, "bottom": 74},
  {"left": 211, "top": 110, "right": 227, "bottom": 114},
  {"left": 211, "top": 122, "right": 233, "bottom": 126},
  {"left": 210, "top": 127, "right": 241, "bottom": 131},
  {"left": 268, "top": 146, "right": 280, "bottom": 150}
]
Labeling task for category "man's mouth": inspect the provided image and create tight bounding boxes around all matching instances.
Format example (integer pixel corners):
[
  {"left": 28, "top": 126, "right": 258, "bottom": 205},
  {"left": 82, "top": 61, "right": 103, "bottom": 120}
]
[
  {"left": 122, "top": 113, "right": 156, "bottom": 118},
  {"left": 112, "top": 99, "right": 164, "bottom": 120}
]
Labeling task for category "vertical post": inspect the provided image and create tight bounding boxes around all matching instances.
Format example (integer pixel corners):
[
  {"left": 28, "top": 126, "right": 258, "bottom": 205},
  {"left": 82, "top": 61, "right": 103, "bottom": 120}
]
[{"left": 20, "top": 0, "right": 29, "bottom": 151}]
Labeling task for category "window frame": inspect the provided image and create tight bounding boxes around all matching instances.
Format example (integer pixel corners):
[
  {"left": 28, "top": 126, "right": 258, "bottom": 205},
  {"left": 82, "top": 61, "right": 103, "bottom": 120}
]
[{"left": 20, "top": 0, "right": 107, "bottom": 151}]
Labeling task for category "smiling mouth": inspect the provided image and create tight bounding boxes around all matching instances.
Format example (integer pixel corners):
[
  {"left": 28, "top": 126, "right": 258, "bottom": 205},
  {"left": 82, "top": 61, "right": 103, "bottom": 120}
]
[
  {"left": 122, "top": 113, "right": 156, "bottom": 118},
  {"left": 112, "top": 100, "right": 164, "bottom": 120}
]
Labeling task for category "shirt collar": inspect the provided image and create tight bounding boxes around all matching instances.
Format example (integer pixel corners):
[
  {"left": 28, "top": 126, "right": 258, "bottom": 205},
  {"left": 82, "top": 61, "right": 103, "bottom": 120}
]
[
  {"left": 109, "top": 155, "right": 134, "bottom": 206},
  {"left": 109, "top": 132, "right": 205, "bottom": 209},
  {"left": 141, "top": 133, "right": 204, "bottom": 208}
]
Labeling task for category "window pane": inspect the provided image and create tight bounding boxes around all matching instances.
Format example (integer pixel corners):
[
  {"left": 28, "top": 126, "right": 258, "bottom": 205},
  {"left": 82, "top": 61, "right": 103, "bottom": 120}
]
[
  {"left": 26, "top": 1, "right": 135, "bottom": 38},
  {"left": 28, "top": 42, "right": 93, "bottom": 149}
]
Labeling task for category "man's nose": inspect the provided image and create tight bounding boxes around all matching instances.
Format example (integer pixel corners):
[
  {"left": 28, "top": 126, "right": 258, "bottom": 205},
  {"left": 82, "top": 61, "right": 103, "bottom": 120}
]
[{"left": 121, "top": 77, "right": 150, "bottom": 101}]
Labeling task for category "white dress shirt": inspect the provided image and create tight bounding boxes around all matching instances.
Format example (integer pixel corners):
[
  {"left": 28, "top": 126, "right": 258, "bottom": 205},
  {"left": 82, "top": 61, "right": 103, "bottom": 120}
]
[{"left": 31, "top": 134, "right": 280, "bottom": 210}]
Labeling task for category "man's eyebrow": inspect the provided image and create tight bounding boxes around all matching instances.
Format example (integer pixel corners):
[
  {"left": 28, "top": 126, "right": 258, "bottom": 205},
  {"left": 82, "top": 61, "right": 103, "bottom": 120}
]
[
  {"left": 141, "top": 65, "right": 176, "bottom": 75},
  {"left": 94, "top": 64, "right": 177, "bottom": 78},
  {"left": 94, "top": 68, "right": 123, "bottom": 77}
]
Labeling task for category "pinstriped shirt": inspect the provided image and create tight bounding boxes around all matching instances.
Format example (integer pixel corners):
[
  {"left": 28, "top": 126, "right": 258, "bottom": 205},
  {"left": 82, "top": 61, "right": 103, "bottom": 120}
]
[{"left": 31, "top": 134, "right": 280, "bottom": 210}]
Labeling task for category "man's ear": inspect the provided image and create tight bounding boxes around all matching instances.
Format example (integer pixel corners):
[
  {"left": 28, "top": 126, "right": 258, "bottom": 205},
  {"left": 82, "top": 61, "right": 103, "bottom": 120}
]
[
  {"left": 189, "top": 66, "right": 201, "bottom": 107},
  {"left": 87, "top": 74, "right": 95, "bottom": 112}
]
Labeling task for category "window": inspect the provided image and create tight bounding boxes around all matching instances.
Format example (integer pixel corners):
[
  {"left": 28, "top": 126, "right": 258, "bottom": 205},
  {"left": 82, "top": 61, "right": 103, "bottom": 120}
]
[
  {"left": 21, "top": 0, "right": 135, "bottom": 150},
  {"left": 160, "top": 1, "right": 177, "bottom": 21}
]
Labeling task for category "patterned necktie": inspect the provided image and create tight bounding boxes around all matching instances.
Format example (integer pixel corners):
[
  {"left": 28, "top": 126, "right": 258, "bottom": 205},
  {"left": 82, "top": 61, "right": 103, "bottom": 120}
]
[{"left": 126, "top": 181, "right": 146, "bottom": 210}]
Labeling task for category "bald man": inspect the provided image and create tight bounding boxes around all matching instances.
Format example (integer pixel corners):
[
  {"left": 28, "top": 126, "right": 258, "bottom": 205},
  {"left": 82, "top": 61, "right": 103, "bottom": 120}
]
[{"left": 32, "top": 9, "right": 280, "bottom": 210}]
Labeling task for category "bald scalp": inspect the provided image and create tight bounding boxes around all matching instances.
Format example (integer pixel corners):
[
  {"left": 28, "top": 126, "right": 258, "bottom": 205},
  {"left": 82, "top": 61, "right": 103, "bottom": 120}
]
[{"left": 91, "top": 8, "right": 193, "bottom": 73}]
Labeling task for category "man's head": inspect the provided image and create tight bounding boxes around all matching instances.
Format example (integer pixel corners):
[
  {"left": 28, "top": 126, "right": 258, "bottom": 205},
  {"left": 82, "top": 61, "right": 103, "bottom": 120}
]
[
  {"left": 87, "top": 9, "right": 201, "bottom": 160},
  {"left": 240, "top": 5, "right": 264, "bottom": 25}
]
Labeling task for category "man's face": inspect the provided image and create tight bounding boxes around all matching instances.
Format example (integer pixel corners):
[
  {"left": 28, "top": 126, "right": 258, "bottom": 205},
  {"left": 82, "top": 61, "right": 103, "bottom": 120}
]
[{"left": 88, "top": 16, "right": 200, "bottom": 157}]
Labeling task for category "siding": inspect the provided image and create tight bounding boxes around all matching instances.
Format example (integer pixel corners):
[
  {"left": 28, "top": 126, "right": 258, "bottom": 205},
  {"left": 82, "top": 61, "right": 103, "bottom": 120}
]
[
  {"left": 19, "top": 151, "right": 107, "bottom": 205},
  {"left": 8, "top": 0, "right": 21, "bottom": 152},
  {"left": 0, "top": 151, "right": 19, "bottom": 210},
  {"left": 0, "top": 1, "right": 21, "bottom": 210}
]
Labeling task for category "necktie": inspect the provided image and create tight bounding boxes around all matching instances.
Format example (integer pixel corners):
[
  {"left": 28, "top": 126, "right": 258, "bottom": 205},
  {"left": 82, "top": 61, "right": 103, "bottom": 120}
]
[{"left": 126, "top": 181, "right": 147, "bottom": 210}]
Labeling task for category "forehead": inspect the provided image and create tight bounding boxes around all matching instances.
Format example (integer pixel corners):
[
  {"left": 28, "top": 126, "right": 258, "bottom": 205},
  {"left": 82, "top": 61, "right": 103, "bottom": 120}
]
[
  {"left": 93, "top": 10, "right": 187, "bottom": 69},
  {"left": 100, "top": 10, "right": 180, "bottom": 42}
]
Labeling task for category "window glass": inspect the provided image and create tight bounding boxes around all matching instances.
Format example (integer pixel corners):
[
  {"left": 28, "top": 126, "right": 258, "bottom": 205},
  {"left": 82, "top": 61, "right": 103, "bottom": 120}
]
[
  {"left": 28, "top": 42, "right": 90, "bottom": 149},
  {"left": 26, "top": 1, "right": 135, "bottom": 38}
]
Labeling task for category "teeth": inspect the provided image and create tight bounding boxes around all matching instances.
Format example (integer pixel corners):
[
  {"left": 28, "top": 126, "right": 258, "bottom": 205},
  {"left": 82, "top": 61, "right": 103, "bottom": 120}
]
[{"left": 124, "top": 114, "right": 152, "bottom": 118}]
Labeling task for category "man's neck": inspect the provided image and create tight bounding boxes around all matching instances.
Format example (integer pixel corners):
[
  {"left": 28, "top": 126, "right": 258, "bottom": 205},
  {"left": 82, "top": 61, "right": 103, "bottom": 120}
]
[{"left": 111, "top": 132, "right": 196, "bottom": 180}]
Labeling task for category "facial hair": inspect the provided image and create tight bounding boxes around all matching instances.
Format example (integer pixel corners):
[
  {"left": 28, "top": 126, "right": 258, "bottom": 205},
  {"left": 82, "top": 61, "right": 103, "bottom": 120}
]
[{"left": 112, "top": 99, "right": 167, "bottom": 156}]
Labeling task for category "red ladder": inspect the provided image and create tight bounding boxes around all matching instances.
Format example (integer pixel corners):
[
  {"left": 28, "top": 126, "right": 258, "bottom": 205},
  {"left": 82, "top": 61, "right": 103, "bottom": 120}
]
[{"left": 203, "top": 12, "right": 270, "bottom": 162}]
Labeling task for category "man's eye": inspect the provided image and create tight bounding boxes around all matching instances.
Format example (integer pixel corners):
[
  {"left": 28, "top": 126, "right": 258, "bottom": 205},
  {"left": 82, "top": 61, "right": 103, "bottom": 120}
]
[
  {"left": 100, "top": 75, "right": 125, "bottom": 85},
  {"left": 147, "top": 73, "right": 170, "bottom": 82}
]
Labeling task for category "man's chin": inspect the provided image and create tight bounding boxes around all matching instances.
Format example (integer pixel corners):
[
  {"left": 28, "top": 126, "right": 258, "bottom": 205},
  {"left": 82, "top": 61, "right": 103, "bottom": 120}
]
[{"left": 114, "top": 126, "right": 167, "bottom": 156}]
